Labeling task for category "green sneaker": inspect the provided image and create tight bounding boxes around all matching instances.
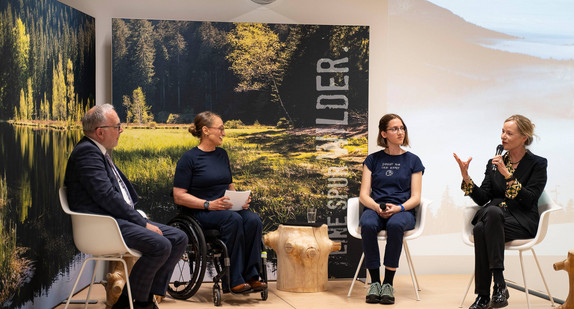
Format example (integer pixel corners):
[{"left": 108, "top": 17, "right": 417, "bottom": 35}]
[
  {"left": 366, "top": 282, "right": 382, "bottom": 303},
  {"left": 380, "top": 283, "right": 395, "bottom": 304}
]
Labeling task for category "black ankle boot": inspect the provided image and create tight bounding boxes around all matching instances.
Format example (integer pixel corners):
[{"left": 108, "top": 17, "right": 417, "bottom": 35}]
[
  {"left": 491, "top": 283, "right": 509, "bottom": 308},
  {"left": 469, "top": 295, "right": 490, "bottom": 309}
]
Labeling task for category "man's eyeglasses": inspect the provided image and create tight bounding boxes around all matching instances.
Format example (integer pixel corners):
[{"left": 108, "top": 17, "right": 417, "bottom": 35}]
[
  {"left": 209, "top": 126, "right": 225, "bottom": 132},
  {"left": 97, "top": 124, "right": 122, "bottom": 130},
  {"left": 386, "top": 126, "right": 405, "bottom": 133}
]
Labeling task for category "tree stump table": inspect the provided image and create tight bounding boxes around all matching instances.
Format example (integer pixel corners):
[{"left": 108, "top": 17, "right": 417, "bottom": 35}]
[{"left": 264, "top": 224, "right": 341, "bottom": 292}]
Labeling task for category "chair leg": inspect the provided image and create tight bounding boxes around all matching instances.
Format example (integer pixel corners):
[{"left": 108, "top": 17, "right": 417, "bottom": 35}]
[
  {"left": 83, "top": 259, "right": 99, "bottom": 309},
  {"left": 530, "top": 248, "right": 555, "bottom": 307},
  {"left": 403, "top": 242, "right": 421, "bottom": 301},
  {"left": 347, "top": 253, "right": 365, "bottom": 297},
  {"left": 64, "top": 258, "right": 91, "bottom": 309},
  {"left": 121, "top": 259, "right": 135, "bottom": 309},
  {"left": 518, "top": 250, "right": 531, "bottom": 309},
  {"left": 459, "top": 271, "right": 474, "bottom": 308}
]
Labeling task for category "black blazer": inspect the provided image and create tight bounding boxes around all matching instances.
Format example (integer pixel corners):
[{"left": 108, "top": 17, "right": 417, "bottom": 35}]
[
  {"left": 64, "top": 137, "right": 147, "bottom": 227},
  {"left": 469, "top": 151, "right": 547, "bottom": 237}
]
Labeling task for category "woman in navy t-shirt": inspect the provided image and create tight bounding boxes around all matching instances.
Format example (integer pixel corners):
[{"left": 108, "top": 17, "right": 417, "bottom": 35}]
[
  {"left": 360, "top": 114, "right": 424, "bottom": 305},
  {"left": 172, "top": 111, "right": 265, "bottom": 294}
]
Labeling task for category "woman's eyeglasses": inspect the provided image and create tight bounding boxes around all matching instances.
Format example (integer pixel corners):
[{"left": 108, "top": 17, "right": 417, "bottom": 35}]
[
  {"left": 386, "top": 126, "right": 405, "bottom": 133},
  {"left": 209, "top": 126, "right": 225, "bottom": 132}
]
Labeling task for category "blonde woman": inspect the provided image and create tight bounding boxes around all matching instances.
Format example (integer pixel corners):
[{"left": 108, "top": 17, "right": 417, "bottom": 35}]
[{"left": 454, "top": 115, "right": 547, "bottom": 309}]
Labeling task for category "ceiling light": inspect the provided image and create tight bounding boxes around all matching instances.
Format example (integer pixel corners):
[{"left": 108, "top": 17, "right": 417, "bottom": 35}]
[{"left": 251, "top": 0, "right": 276, "bottom": 4}]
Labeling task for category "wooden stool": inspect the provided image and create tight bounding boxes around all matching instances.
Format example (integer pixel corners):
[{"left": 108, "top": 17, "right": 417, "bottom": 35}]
[
  {"left": 554, "top": 250, "right": 574, "bottom": 309},
  {"left": 264, "top": 224, "right": 341, "bottom": 292}
]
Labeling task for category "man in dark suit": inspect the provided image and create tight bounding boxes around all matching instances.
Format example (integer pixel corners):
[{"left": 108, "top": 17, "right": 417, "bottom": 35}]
[{"left": 64, "top": 104, "right": 188, "bottom": 309}]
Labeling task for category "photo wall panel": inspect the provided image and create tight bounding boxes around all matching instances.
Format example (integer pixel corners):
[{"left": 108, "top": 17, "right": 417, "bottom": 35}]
[{"left": 112, "top": 19, "right": 370, "bottom": 278}]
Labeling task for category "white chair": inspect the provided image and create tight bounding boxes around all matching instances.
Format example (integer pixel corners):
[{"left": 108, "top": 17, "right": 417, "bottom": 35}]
[
  {"left": 458, "top": 191, "right": 560, "bottom": 309},
  {"left": 347, "top": 197, "right": 431, "bottom": 300},
  {"left": 59, "top": 187, "right": 141, "bottom": 309}
]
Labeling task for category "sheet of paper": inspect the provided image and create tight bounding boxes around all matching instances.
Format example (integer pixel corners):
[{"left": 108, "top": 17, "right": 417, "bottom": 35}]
[{"left": 224, "top": 190, "right": 251, "bottom": 211}]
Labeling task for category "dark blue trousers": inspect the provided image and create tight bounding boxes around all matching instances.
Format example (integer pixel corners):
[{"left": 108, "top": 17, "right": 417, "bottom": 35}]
[
  {"left": 359, "top": 208, "right": 415, "bottom": 269},
  {"left": 193, "top": 209, "right": 263, "bottom": 287},
  {"left": 118, "top": 219, "right": 188, "bottom": 302}
]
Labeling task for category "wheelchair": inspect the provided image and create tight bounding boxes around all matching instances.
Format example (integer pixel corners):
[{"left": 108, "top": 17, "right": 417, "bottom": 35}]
[{"left": 166, "top": 213, "right": 269, "bottom": 306}]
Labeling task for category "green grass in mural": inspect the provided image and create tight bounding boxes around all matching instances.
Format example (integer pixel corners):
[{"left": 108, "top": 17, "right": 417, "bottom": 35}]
[
  {"left": 113, "top": 126, "right": 367, "bottom": 232},
  {"left": 0, "top": 174, "right": 32, "bottom": 304}
]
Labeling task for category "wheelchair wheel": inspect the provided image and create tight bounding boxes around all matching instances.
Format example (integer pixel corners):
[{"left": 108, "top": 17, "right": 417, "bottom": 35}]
[
  {"left": 167, "top": 215, "right": 207, "bottom": 300},
  {"left": 213, "top": 284, "right": 222, "bottom": 306},
  {"left": 260, "top": 246, "right": 269, "bottom": 301}
]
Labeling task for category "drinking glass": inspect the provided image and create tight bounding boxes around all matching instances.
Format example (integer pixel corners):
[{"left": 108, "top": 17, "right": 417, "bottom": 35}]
[{"left": 307, "top": 207, "right": 317, "bottom": 223}]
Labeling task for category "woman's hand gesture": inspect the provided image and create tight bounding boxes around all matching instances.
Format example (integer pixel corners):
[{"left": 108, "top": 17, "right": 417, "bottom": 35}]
[{"left": 453, "top": 153, "right": 472, "bottom": 181}]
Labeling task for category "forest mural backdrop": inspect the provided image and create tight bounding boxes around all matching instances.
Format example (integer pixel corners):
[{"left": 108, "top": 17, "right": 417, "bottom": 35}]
[
  {"left": 111, "top": 19, "right": 369, "bottom": 280},
  {"left": 0, "top": 0, "right": 95, "bottom": 308}
]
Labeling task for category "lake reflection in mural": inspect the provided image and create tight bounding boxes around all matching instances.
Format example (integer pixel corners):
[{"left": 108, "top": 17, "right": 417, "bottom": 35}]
[{"left": 0, "top": 122, "right": 87, "bottom": 309}]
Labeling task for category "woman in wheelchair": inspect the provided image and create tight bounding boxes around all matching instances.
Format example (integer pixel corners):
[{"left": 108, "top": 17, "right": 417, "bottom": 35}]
[{"left": 172, "top": 111, "right": 266, "bottom": 295}]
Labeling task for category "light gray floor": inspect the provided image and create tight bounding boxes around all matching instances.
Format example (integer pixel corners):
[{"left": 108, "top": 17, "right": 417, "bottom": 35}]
[{"left": 55, "top": 274, "right": 557, "bottom": 309}]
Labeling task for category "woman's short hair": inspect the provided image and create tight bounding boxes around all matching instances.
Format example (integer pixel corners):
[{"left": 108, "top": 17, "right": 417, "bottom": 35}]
[
  {"left": 189, "top": 111, "right": 220, "bottom": 138},
  {"left": 377, "top": 113, "right": 409, "bottom": 148},
  {"left": 505, "top": 114, "right": 536, "bottom": 146},
  {"left": 82, "top": 103, "right": 115, "bottom": 134}
]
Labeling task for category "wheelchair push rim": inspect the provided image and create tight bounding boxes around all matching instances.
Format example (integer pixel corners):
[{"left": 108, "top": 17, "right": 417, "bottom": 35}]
[{"left": 167, "top": 215, "right": 207, "bottom": 300}]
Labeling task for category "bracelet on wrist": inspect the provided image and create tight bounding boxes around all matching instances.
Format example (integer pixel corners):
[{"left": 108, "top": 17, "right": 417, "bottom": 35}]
[
  {"left": 504, "top": 173, "right": 513, "bottom": 180},
  {"left": 399, "top": 204, "right": 405, "bottom": 212}
]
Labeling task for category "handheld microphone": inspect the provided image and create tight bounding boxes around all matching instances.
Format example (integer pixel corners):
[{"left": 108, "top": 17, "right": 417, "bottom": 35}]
[{"left": 492, "top": 144, "right": 504, "bottom": 171}]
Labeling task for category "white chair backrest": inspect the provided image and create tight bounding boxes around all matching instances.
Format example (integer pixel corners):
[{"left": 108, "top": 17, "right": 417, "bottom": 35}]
[
  {"left": 346, "top": 197, "right": 361, "bottom": 239},
  {"left": 533, "top": 191, "right": 561, "bottom": 246},
  {"left": 461, "top": 205, "right": 480, "bottom": 246},
  {"left": 406, "top": 198, "right": 431, "bottom": 240},
  {"left": 59, "top": 187, "right": 138, "bottom": 257}
]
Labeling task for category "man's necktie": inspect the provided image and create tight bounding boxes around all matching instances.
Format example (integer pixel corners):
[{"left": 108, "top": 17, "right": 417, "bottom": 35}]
[{"left": 105, "top": 152, "right": 134, "bottom": 208}]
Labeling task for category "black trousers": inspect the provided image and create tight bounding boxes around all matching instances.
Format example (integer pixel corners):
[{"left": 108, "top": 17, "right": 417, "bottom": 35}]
[{"left": 472, "top": 205, "right": 534, "bottom": 295}]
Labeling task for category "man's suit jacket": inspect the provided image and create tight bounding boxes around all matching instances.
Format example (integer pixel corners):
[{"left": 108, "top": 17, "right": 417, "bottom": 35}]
[
  {"left": 64, "top": 137, "right": 147, "bottom": 227},
  {"left": 469, "top": 151, "right": 547, "bottom": 237}
]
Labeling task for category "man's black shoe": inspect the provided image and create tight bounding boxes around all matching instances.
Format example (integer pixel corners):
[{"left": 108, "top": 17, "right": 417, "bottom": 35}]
[
  {"left": 133, "top": 300, "right": 156, "bottom": 309},
  {"left": 469, "top": 295, "right": 491, "bottom": 309},
  {"left": 491, "top": 283, "right": 509, "bottom": 308},
  {"left": 112, "top": 294, "right": 130, "bottom": 309}
]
